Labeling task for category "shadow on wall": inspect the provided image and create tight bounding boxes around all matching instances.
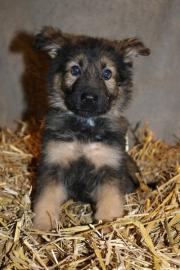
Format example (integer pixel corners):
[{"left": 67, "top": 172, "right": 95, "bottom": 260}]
[{"left": 10, "top": 31, "right": 49, "bottom": 127}]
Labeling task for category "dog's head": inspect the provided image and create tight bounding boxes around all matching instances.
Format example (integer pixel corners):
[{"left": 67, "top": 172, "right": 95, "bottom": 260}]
[{"left": 35, "top": 26, "right": 150, "bottom": 117}]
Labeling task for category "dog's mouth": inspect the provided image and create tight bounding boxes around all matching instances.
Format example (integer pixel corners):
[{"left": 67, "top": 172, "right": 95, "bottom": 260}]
[
  {"left": 71, "top": 108, "right": 104, "bottom": 117},
  {"left": 65, "top": 95, "right": 110, "bottom": 117}
]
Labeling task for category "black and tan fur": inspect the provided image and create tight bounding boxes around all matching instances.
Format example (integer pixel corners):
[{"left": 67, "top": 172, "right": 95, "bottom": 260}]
[{"left": 33, "top": 26, "right": 150, "bottom": 231}]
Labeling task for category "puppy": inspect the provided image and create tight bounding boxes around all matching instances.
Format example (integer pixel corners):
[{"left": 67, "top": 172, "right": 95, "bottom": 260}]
[{"left": 33, "top": 27, "right": 150, "bottom": 231}]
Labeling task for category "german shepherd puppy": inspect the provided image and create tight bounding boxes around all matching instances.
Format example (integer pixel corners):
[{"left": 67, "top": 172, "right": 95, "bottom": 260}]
[{"left": 33, "top": 27, "right": 150, "bottom": 231}]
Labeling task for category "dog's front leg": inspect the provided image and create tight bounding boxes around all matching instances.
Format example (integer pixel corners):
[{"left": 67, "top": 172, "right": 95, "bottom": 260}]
[
  {"left": 95, "top": 180, "right": 124, "bottom": 221},
  {"left": 33, "top": 179, "right": 67, "bottom": 231}
]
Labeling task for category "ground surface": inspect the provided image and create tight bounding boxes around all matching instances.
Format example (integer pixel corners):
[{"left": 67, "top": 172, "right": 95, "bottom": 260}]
[{"left": 0, "top": 123, "right": 180, "bottom": 269}]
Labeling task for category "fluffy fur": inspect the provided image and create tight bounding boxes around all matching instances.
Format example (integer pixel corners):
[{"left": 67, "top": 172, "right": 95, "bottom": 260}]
[{"left": 33, "top": 26, "right": 150, "bottom": 231}]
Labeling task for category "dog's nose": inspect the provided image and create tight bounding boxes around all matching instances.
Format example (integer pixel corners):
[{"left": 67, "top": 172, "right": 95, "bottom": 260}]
[{"left": 81, "top": 93, "right": 98, "bottom": 104}]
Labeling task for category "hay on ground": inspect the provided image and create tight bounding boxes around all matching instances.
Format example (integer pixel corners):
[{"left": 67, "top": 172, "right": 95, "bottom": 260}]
[{"left": 0, "top": 122, "right": 179, "bottom": 269}]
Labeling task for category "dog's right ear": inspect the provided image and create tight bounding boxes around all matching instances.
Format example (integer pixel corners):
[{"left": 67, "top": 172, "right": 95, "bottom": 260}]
[{"left": 34, "top": 26, "right": 68, "bottom": 58}]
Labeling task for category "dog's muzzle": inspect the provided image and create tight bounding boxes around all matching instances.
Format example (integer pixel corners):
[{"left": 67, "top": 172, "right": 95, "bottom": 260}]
[{"left": 65, "top": 89, "right": 110, "bottom": 117}]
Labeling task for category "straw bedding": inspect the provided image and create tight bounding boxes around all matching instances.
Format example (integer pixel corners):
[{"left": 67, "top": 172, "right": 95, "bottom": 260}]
[{"left": 0, "top": 122, "right": 179, "bottom": 270}]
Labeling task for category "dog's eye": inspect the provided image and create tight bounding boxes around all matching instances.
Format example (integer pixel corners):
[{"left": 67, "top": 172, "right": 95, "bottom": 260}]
[
  {"left": 102, "top": 68, "right": 112, "bottom": 80},
  {"left": 71, "top": 65, "right": 81, "bottom": 76}
]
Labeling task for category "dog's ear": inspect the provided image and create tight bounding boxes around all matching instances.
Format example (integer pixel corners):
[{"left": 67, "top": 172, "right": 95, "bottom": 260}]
[
  {"left": 34, "top": 26, "right": 69, "bottom": 58},
  {"left": 115, "top": 38, "right": 150, "bottom": 61}
]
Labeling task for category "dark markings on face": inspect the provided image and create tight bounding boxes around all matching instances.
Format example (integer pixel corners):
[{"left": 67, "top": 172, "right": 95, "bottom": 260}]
[
  {"left": 35, "top": 27, "right": 150, "bottom": 117},
  {"left": 49, "top": 42, "right": 131, "bottom": 117}
]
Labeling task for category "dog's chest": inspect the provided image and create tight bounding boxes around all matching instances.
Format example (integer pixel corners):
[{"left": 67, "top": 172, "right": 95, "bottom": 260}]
[
  {"left": 45, "top": 115, "right": 122, "bottom": 169},
  {"left": 45, "top": 140, "right": 122, "bottom": 169}
]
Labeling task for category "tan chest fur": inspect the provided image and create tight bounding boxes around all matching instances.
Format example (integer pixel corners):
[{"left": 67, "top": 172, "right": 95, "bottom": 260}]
[{"left": 46, "top": 141, "right": 122, "bottom": 169}]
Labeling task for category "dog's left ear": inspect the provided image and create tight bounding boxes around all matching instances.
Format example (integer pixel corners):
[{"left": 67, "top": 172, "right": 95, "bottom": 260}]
[
  {"left": 115, "top": 38, "right": 150, "bottom": 61},
  {"left": 34, "top": 26, "right": 69, "bottom": 58}
]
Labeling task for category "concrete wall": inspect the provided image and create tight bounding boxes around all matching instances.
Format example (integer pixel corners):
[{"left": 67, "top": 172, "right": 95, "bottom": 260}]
[{"left": 0, "top": 0, "right": 180, "bottom": 142}]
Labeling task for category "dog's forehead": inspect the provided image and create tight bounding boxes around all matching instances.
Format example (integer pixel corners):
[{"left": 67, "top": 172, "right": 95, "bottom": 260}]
[{"left": 66, "top": 39, "right": 118, "bottom": 68}]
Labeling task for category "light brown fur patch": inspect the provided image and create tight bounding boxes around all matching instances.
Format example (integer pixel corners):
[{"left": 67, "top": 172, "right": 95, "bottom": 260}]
[
  {"left": 51, "top": 74, "right": 68, "bottom": 110},
  {"left": 95, "top": 181, "right": 124, "bottom": 221},
  {"left": 65, "top": 68, "right": 78, "bottom": 88},
  {"left": 104, "top": 77, "right": 117, "bottom": 94},
  {"left": 101, "top": 55, "right": 117, "bottom": 94},
  {"left": 46, "top": 141, "right": 81, "bottom": 167},
  {"left": 65, "top": 55, "right": 87, "bottom": 88},
  {"left": 46, "top": 141, "right": 121, "bottom": 169},
  {"left": 83, "top": 143, "right": 122, "bottom": 169},
  {"left": 33, "top": 182, "right": 67, "bottom": 231},
  {"left": 53, "top": 74, "right": 62, "bottom": 92}
]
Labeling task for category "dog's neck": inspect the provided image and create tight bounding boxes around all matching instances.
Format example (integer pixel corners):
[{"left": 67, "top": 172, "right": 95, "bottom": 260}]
[
  {"left": 44, "top": 108, "right": 127, "bottom": 147},
  {"left": 74, "top": 115, "right": 95, "bottom": 127}
]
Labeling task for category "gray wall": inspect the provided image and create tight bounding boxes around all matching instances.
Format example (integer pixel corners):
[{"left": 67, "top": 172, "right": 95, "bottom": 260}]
[{"left": 0, "top": 0, "right": 180, "bottom": 142}]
